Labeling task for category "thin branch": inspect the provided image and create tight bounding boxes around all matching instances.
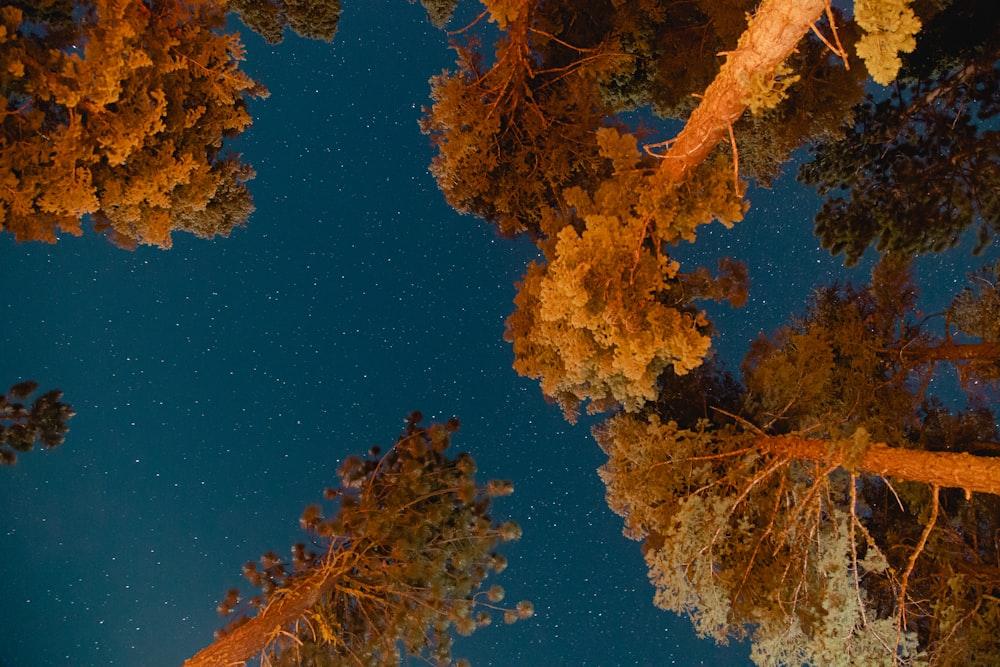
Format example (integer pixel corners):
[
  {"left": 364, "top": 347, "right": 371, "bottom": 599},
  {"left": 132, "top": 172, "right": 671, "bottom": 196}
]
[{"left": 895, "top": 485, "right": 940, "bottom": 660}]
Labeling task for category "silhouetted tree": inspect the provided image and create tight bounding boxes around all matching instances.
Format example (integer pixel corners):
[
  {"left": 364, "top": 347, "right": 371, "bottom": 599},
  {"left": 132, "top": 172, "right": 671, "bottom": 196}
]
[
  {"left": 184, "top": 414, "right": 531, "bottom": 667},
  {"left": 0, "top": 381, "right": 74, "bottom": 465},
  {"left": 800, "top": 0, "right": 1000, "bottom": 265}
]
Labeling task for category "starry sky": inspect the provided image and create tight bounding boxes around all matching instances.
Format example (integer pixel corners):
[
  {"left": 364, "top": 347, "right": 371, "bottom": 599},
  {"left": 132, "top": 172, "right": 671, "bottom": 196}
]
[{"left": 1, "top": 2, "right": 994, "bottom": 666}]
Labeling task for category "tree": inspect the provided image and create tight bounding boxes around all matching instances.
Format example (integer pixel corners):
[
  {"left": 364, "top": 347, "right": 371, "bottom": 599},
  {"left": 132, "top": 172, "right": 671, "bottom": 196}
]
[
  {"left": 0, "top": 380, "right": 74, "bottom": 465},
  {"left": 407, "top": 0, "right": 459, "bottom": 29},
  {"left": 503, "top": 129, "right": 746, "bottom": 422},
  {"left": 800, "top": 0, "right": 1000, "bottom": 266},
  {"left": 227, "top": 0, "right": 342, "bottom": 45},
  {"left": 184, "top": 413, "right": 531, "bottom": 667},
  {"left": 420, "top": 0, "right": 632, "bottom": 238},
  {"left": 425, "top": 0, "right": 927, "bottom": 424},
  {"left": 596, "top": 262, "right": 1000, "bottom": 665},
  {"left": 0, "top": 0, "right": 266, "bottom": 249}
]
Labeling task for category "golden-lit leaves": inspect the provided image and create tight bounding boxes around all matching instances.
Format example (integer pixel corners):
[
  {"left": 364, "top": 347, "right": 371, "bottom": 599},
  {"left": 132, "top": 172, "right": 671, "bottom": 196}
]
[
  {"left": 203, "top": 416, "right": 529, "bottom": 667},
  {"left": 854, "top": 0, "right": 921, "bottom": 85},
  {"left": 505, "top": 130, "right": 745, "bottom": 421},
  {"left": 596, "top": 262, "right": 1000, "bottom": 664},
  {"left": 0, "top": 0, "right": 264, "bottom": 248}
]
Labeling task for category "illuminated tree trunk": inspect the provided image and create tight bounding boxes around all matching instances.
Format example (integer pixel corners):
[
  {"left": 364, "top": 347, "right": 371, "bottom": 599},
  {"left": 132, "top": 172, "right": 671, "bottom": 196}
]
[
  {"left": 183, "top": 562, "right": 345, "bottom": 667},
  {"left": 660, "top": 0, "right": 828, "bottom": 182},
  {"left": 758, "top": 435, "right": 1000, "bottom": 496},
  {"left": 903, "top": 340, "right": 1000, "bottom": 364}
]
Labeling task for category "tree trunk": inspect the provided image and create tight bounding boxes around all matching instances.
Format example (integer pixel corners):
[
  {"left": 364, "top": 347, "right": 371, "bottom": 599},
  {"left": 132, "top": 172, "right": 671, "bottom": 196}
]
[
  {"left": 758, "top": 435, "right": 1000, "bottom": 496},
  {"left": 183, "top": 560, "right": 345, "bottom": 667},
  {"left": 902, "top": 340, "right": 1000, "bottom": 364},
  {"left": 659, "top": 0, "right": 828, "bottom": 182}
]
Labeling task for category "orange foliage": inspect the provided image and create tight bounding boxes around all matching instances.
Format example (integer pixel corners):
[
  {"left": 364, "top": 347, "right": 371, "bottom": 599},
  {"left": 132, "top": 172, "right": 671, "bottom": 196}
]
[{"left": 0, "top": 0, "right": 266, "bottom": 248}]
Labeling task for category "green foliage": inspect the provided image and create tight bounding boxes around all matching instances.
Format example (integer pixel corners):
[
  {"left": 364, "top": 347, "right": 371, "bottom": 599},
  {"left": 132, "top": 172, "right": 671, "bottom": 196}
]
[
  {"left": 218, "top": 414, "right": 530, "bottom": 666},
  {"left": 0, "top": 381, "right": 74, "bottom": 465}
]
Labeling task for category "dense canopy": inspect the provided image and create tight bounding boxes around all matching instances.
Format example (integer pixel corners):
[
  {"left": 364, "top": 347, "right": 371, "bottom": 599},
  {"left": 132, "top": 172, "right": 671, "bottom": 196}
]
[{"left": 5, "top": 0, "right": 998, "bottom": 665}]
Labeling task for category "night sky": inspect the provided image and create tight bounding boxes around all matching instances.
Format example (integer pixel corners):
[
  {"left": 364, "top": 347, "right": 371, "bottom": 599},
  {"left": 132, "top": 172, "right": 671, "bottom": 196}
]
[{"left": 1, "top": 2, "right": 994, "bottom": 666}]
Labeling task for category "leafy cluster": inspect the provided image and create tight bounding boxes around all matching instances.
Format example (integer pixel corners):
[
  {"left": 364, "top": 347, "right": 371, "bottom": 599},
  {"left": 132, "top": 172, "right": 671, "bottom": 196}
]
[
  {"left": 212, "top": 414, "right": 531, "bottom": 667},
  {"left": 0, "top": 0, "right": 266, "bottom": 248},
  {"left": 800, "top": 1, "right": 1000, "bottom": 265},
  {"left": 227, "top": 0, "right": 342, "bottom": 45},
  {"left": 854, "top": 0, "right": 922, "bottom": 84},
  {"left": 504, "top": 129, "right": 746, "bottom": 421},
  {"left": 0, "top": 380, "right": 74, "bottom": 465},
  {"left": 420, "top": 0, "right": 630, "bottom": 238},
  {"left": 596, "top": 262, "right": 1000, "bottom": 665}
]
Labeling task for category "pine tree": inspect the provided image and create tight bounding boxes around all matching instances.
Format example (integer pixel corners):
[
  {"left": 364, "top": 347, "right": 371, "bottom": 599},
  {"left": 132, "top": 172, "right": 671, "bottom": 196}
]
[
  {"left": 597, "top": 262, "right": 1000, "bottom": 665},
  {"left": 800, "top": 0, "right": 999, "bottom": 265},
  {"left": 0, "top": 0, "right": 266, "bottom": 248},
  {"left": 184, "top": 414, "right": 531, "bottom": 667}
]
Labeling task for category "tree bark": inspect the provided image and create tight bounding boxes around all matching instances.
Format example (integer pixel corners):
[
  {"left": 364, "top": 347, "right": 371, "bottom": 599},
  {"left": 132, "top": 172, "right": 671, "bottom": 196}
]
[
  {"left": 758, "top": 434, "right": 1000, "bottom": 496},
  {"left": 902, "top": 340, "right": 1000, "bottom": 364},
  {"left": 659, "top": 0, "right": 828, "bottom": 182},
  {"left": 182, "top": 560, "right": 346, "bottom": 667}
]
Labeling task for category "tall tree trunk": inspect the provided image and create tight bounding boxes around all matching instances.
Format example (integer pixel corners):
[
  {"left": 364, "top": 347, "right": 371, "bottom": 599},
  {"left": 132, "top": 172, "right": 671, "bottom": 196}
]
[
  {"left": 902, "top": 340, "right": 1000, "bottom": 364},
  {"left": 183, "top": 559, "right": 346, "bottom": 667},
  {"left": 660, "top": 0, "right": 828, "bottom": 182},
  {"left": 758, "top": 434, "right": 1000, "bottom": 496}
]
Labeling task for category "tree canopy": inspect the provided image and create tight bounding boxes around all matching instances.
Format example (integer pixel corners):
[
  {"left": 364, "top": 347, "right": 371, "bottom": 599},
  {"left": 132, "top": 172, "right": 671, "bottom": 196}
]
[
  {"left": 597, "top": 262, "right": 1000, "bottom": 665},
  {"left": 228, "top": 0, "right": 343, "bottom": 45},
  {"left": 184, "top": 414, "right": 530, "bottom": 667},
  {"left": 423, "top": 0, "right": 931, "bottom": 424},
  {"left": 0, "top": 380, "right": 74, "bottom": 465},
  {"left": 0, "top": 0, "right": 265, "bottom": 249},
  {"left": 800, "top": 0, "right": 1000, "bottom": 265}
]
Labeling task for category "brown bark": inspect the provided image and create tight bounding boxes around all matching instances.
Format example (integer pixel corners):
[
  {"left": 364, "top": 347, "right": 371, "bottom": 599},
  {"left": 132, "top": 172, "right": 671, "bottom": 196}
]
[
  {"left": 902, "top": 341, "right": 1000, "bottom": 364},
  {"left": 183, "top": 558, "right": 347, "bottom": 667},
  {"left": 758, "top": 435, "right": 1000, "bottom": 497},
  {"left": 659, "top": 0, "right": 828, "bottom": 182}
]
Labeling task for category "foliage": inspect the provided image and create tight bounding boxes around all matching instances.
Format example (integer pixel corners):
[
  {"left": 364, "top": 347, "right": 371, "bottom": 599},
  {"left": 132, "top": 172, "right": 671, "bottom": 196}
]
[
  {"left": 503, "top": 129, "right": 746, "bottom": 421},
  {"left": 420, "top": 0, "right": 630, "bottom": 238},
  {"left": 947, "top": 260, "right": 1000, "bottom": 385},
  {"left": 800, "top": 0, "right": 999, "bottom": 265},
  {"left": 732, "top": 23, "right": 867, "bottom": 186},
  {"left": 201, "top": 414, "right": 530, "bottom": 667},
  {"left": 596, "top": 0, "right": 758, "bottom": 118},
  {"left": 0, "top": 380, "right": 74, "bottom": 465},
  {"left": 950, "top": 260, "right": 1000, "bottom": 342},
  {"left": 596, "top": 262, "right": 1000, "bottom": 664},
  {"left": 228, "top": 0, "right": 342, "bottom": 44},
  {"left": 854, "top": 0, "right": 922, "bottom": 84},
  {"left": 407, "top": 0, "right": 459, "bottom": 29},
  {"left": 0, "top": 0, "right": 266, "bottom": 249}
]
